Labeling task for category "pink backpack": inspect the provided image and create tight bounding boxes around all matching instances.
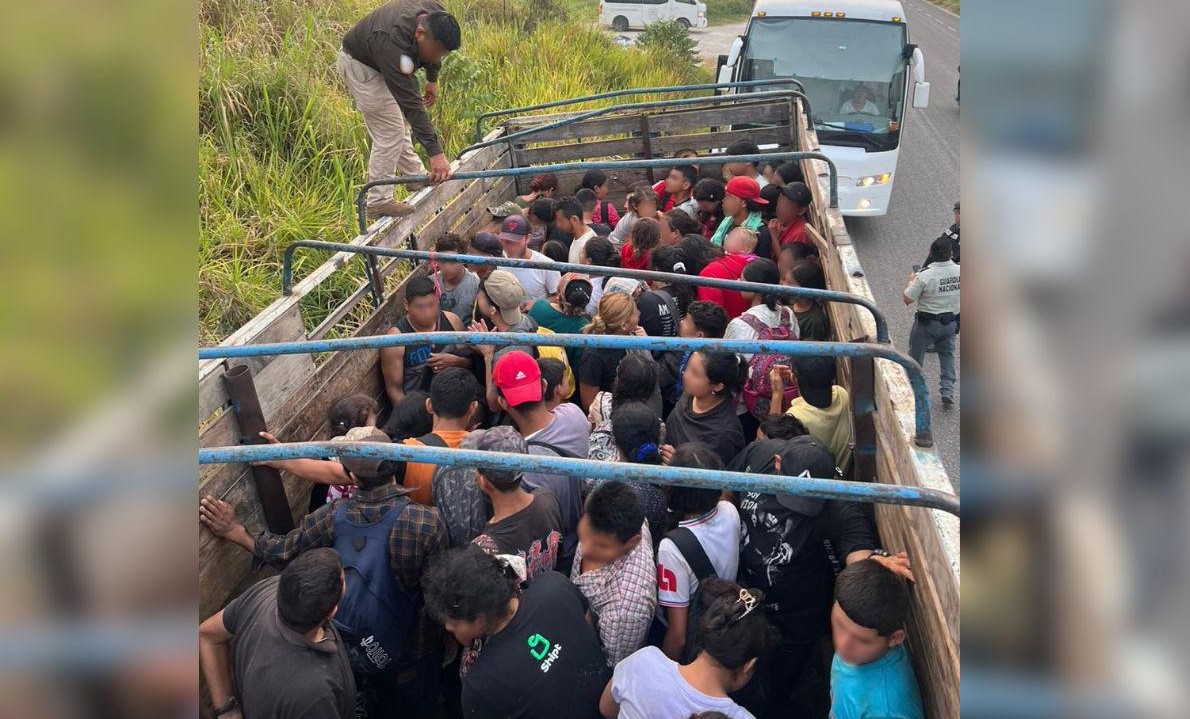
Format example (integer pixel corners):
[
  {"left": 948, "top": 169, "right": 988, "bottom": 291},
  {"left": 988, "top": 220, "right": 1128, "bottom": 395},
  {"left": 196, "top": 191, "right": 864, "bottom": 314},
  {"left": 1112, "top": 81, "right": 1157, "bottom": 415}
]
[{"left": 740, "top": 307, "right": 801, "bottom": 420}]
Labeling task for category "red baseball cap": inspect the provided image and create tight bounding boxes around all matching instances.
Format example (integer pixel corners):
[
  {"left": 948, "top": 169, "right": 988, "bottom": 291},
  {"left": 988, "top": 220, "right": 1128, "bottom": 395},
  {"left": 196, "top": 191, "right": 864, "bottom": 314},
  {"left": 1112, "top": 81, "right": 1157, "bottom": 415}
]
[
  {"left": 493, "top": 351, "right": 543, "bottom": 406},
  {"left": 725, "top": 176, "right": 768, "bottom": 204}
]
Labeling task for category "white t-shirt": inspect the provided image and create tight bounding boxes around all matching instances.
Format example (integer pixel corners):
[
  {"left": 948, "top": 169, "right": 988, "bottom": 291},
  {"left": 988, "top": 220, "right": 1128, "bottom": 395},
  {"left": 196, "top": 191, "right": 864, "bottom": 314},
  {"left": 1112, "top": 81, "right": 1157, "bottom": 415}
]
[
  {"left": 656, "top": 501, "right": 741, "bottom": 608},
  {"left": 611, "top": 646, "right": 756, "bottom": 719},
  {"left": 725, "top": 304, "right": 799, "bottom": 361},
  {"left": 568, "top": 228, "right": 597, "bottom": 265},
  {"left": 839, "top": 99, "right": 881, "bottom": 115},
  {"left": 506, "top": 249, "right": 560, "bottom": 301}
]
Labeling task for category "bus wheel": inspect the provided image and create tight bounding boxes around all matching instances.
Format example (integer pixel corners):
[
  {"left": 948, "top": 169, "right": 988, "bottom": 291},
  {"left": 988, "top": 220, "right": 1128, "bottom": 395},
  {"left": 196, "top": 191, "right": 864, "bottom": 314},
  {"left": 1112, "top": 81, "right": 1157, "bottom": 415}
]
[{"left": 612, "top": 16, "right": 629, "bottom": 31}]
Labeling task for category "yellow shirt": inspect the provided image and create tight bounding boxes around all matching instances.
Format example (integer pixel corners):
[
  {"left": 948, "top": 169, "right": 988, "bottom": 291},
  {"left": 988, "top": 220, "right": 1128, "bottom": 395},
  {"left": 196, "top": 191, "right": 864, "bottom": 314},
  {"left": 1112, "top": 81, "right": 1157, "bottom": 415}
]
[{"left": 786, "top": 386, "right": 853, "bottom": 474}]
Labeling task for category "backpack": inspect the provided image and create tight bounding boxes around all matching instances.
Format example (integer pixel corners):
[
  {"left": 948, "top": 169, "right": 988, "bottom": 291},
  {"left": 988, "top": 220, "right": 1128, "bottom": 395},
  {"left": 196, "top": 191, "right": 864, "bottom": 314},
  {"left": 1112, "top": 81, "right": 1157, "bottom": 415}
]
[
  {"left": 534, "top": 327, "right": 576, "bottom": 400},
  {"left": 431, "top": 462, "right": 491, "bottom": 548},
  {"left": 740, "top": 307, "right": 801, "bottom": 420},
  {"left": 331, "top": 500, "right": 421, "bottom": 676},
  {"left": 665, "top": 526, "right": 718, "bottom": 664},
  {"left": 526, "top": 439, "right": 583, "bottom": 459}
]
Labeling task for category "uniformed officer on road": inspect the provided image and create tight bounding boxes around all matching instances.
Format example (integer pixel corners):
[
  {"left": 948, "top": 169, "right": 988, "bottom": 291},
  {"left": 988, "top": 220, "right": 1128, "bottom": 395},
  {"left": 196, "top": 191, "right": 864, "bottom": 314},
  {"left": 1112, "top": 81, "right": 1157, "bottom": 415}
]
[
  {"left": 922, "top": 200, "right": 959, "bottom": 268},
  {"left": 904, "top": 236, "right": 961, "bottom": 408}
]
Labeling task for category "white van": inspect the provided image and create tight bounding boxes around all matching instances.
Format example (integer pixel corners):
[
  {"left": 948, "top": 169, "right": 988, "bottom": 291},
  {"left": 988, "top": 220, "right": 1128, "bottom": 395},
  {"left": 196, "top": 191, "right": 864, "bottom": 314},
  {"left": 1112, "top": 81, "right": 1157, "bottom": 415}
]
[{"left": 599, "top": 0, "right": 708, "bottom": 31}]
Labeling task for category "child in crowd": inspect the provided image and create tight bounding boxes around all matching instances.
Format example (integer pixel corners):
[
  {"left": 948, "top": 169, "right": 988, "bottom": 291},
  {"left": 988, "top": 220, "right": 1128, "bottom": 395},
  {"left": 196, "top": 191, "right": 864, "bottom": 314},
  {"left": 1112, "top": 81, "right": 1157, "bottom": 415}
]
[
  {"left": 384, "top": 390, "right": 432, "bottom": 441},
  {"left": 606, "top": 402, "right": 669, "bottom": 544},
  {"left": 621, "top": 217, "right": 661, "bottom": 271},
  {"left": 661, "top": 300, "right": 728, "bottom": 418},
  {"left": 698, "top": 227, "right": 760, "bottom": 320},
  {"left": 424, "top": 546, "right": 610, "bottom": 719},
  {"left": 609, "top": 184, "right": 659, "bottom": 250},
  {"left": 572, "top": 481, "right": 658, "bottom": 666},
  {"left": 785, "top": 257, "right": 831, "bottom": 342},
  {"left": 253, "top": 393, "right": 378, "bottom": 506},
  {"left": 661, "top": 208, "right": 702, "bottom": 246},
  {"left": 829, "top": 560, "right": 925, "bottom": 719},
  {"left": 433, "top": 232, "right": 481, "bottom": 321},
  {"left": 580, "top": 235, "right": 622, "bottom": 315},
  {"left": 582, "top": 169, "right": 621, "bottom": 229},
  {"left": 601, "top": 579, "right": 776, "bottom": 719},
  {"left": 710, "top": 177, "right": 772, "bottom": 261},
  {"left": 770, "top": 355, "right": 854, "bottom": 476},
  {"left": 470, "top": 425, "right": 564, "bottom": 579},
  {"left": 692, "top": 178, "right": 726, "bottom": 240},
  {"left": 577, "top": 187, "right": 613, "bottom": 237},
  {"left": 657, "top": 443, "right": 741, "bottom": 662},
  {"left": 401, "top": 368, "right": 481, "bottom": 506},
  {"left": 662, "top": 350, "right": 748, "bottom": 467},
  {"left": 767, "top": 182, "right": 813, "bottom": 258},
  {"left": 588, "top": 353, "right": 663, "bottom": 463},
  {"left": 538, "top": 357, "right": 572, "bottom": 411}
]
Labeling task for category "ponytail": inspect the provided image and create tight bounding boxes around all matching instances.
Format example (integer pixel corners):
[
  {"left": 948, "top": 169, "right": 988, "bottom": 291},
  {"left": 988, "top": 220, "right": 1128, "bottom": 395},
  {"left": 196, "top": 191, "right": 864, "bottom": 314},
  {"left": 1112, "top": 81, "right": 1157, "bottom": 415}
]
[
  {"left": 742, "top": 258, "right": 782, "bottom": 311},
  {"left": 696, "top": 350, "right": 748, "bottom": 396},
  {"left": 327, "top": 394, "right": 379, "bottom": 437}
]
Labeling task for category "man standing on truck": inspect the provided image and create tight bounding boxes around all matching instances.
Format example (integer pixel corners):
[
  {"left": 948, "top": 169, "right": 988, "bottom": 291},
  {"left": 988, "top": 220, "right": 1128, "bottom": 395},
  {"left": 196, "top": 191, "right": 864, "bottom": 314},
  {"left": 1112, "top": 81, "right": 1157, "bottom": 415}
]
[
  {"left": 338, "top": 1, "right": 461, "bottom": 221},
  {"left": 904, "top": 236, "right": 961, "bottom": 408}
]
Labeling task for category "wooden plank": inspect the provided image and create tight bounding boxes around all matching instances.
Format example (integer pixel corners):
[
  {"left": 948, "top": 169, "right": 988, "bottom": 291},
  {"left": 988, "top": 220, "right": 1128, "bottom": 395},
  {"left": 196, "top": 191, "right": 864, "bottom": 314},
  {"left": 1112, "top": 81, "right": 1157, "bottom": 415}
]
[
  {"left": 199, "top": 304, "right": 307, "bottom": 424},
  {"left": 518, "top": 125, "right": 792, "bottom": 166},
  {"left": 200, "top": 267, "right": 419, "bottom": 618},
  {"left": 509, "top": 100, "right": 791, "bottom": 145}
]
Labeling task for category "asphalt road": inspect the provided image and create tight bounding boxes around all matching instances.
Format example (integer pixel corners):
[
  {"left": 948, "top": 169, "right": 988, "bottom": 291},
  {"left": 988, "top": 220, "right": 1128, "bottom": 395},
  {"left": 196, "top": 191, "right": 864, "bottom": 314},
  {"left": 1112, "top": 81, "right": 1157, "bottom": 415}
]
[{"left": 686, "top": 1, "right": 962, "bottom": 485}]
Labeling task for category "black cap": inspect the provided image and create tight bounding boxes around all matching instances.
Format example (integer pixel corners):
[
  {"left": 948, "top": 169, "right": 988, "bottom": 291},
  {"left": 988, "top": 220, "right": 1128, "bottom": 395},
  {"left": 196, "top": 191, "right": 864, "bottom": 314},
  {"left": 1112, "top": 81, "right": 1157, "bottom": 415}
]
[
  {"left": 693, "top": 178, "right": 725, "bottom": 202},
  {"left": 781, "top": 182, "right": 813, "bottom": 208},
  {"left": 470, "top": 231, "right": 503, "bottom": 257},
  {"left": 729, "top": 437, "right": 839, "bottom": 515}
]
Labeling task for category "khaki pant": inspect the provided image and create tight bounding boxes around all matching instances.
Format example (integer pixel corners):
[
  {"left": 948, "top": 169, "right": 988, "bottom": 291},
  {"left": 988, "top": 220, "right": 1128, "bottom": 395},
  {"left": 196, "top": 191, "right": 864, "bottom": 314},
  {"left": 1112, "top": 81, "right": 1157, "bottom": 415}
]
[{"left": 335, "top": 49, "right": 427, "bottom": 207}]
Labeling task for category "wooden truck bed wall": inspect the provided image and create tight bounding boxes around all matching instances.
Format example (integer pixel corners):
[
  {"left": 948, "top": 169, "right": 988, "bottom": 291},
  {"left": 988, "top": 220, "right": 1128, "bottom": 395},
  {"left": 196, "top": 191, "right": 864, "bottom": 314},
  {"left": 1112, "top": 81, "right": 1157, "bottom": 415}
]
[{"left": 198, "top": 92, "right": 959, "bottom": 719}]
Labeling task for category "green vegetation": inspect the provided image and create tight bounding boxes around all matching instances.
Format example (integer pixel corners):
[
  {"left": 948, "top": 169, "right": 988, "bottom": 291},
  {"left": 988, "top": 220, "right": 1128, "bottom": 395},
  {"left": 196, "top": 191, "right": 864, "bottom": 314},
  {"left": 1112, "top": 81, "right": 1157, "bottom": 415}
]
[
  {"left": 200, "top": 0, "right": 709, "bottom": 343},
  {"left": 707, "top": 0, "right": 755, "bottom": 25},
  {"left": 638, "top": 20, "right": 700, "bottom": 67}
]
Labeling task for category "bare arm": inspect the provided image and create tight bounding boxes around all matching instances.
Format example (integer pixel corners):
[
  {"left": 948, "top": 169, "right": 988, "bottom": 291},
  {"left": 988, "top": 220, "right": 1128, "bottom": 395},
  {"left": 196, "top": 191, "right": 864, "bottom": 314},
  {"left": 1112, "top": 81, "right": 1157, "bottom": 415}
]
[
  {"left": 598, "top": 679, "right": 620, "bottom": 719},
  {"left": 199, "top": 611, "right": 236, "bottom": 712},
  {"left": 579, "top": 383, "right": 599, "bottom": 412},
  {"left": 199, "top": 497, "right": 257, "bottom": 554},
  {"left": 661, "top": 605, "right": 688, "bottom": 661},
  {"left": 253, "top": 433, "right": 350, "bottom": 486},
  {"left": 379, "top": 327, "right": 406, "bottom": 407}
]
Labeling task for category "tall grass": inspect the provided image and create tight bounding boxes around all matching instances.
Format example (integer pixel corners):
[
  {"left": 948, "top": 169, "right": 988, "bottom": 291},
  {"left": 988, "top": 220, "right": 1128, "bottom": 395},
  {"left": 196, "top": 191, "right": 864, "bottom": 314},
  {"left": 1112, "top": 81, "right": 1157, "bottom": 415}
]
[{"left": 200, "top": 0, "right": 710, "bottom": 343}]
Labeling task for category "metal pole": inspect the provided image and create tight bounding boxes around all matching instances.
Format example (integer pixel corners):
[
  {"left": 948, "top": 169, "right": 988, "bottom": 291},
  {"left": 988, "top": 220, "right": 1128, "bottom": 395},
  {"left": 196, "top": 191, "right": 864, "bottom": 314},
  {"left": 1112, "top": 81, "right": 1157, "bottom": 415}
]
[
  {"left": 356, "top": 152, "right": 838, "bottom": 234},
  {"left": 198, "top": 441, "right": 959, "bottom": 516},
  {"left": 473, "top": 78, "right": 807, "bottom": 144},
  {"left": 221, "top": 365, "right": 295, "bottom": 533},
  {"left": 460, "top": 89, "right": 812, "bottom": 157},
  {"left": 198, "top": 333, "right": 933, "bottom": 446},
  {"left": 280, "top": 241, "right": 890, "bottom": 343}
]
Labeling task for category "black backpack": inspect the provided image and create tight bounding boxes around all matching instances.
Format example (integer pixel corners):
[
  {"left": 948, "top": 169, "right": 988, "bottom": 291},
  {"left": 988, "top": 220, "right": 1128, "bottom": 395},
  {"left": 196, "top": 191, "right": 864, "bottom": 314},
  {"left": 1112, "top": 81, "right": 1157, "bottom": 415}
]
[{"left": 665, "top": 526, "right": 719, "bottom": 664}]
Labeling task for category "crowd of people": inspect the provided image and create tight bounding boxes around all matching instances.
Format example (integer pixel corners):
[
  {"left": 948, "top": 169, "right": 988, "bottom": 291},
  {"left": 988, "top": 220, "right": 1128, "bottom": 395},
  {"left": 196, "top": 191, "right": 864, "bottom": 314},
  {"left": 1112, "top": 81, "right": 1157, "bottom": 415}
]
[{"left": 199, "top": 149, "right": 950, "bottom": 719}]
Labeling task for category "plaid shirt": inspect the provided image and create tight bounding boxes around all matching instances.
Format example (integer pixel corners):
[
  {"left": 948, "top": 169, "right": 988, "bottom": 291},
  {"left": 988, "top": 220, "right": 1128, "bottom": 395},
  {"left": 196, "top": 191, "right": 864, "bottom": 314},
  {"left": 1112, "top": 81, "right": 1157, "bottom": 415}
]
[
  {"left": 571, "top": 523, "right": 658, "bottom": 666},
  {"left": 253, "top": 483, "right": 447, "bottom": 593}
]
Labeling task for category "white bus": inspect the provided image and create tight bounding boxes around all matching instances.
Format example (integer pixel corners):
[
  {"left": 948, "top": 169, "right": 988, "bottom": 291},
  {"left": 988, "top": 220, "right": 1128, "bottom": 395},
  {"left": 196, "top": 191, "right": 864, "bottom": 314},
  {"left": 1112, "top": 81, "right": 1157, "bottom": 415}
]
[
  {"left": 717, "top": 0, "right": 930, "bottom": 216},
  {"left": 599, "top": 0, "right": 708, "bottom": 31}
]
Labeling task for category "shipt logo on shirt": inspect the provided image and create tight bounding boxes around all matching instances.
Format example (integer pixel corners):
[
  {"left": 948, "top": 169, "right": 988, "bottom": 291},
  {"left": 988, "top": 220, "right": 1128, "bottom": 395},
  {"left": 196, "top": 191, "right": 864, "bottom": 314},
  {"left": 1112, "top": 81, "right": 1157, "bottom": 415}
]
[{"left": 527, "top": 633, "right": 562, "bottom": 672}]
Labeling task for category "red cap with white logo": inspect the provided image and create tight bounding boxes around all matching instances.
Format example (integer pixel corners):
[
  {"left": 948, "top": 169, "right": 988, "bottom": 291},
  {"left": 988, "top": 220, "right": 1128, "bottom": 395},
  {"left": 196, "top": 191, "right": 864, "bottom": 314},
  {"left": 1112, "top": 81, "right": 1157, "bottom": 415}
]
[{"left": 493, "top": 351, "right": 543, "bottom": 406}]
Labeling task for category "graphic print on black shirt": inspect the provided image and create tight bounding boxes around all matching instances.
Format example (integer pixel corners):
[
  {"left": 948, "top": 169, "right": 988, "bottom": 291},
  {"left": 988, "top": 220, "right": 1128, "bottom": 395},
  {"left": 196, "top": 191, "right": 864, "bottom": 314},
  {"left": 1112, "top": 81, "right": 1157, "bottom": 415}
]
[{"left": 461, "top": 571, "right": 610, "bottom": 719}]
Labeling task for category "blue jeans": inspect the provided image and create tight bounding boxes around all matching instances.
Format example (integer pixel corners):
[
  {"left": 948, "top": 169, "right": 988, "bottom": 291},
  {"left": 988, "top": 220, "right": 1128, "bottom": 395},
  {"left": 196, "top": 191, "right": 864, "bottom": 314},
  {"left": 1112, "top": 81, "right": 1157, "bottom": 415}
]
[{"left": 909, "top": 316, "right": 957, "bottom": 400}]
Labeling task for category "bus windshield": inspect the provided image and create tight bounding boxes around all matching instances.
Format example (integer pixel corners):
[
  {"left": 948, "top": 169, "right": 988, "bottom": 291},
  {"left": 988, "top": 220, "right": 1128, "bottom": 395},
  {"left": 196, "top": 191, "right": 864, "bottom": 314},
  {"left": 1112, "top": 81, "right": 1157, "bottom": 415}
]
[{"left": 741, "top": 17, "right": 908, "bottom": 151}]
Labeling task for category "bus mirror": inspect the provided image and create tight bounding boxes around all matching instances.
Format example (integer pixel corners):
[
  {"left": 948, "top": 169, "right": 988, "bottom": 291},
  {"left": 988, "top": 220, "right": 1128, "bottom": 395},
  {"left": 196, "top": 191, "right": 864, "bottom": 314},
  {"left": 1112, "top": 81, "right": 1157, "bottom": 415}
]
[
  {"left": 913, "top": 81, "right": 931, "bottom": 109},
  {"left": 903, "top": 43, "right": 918, "bottom": 61},
  {"left": 715, "top": 55, "right": 730, "bottom": 87},
  {"left": 726, "top": 36, "right": 744, "bottom": 67}
]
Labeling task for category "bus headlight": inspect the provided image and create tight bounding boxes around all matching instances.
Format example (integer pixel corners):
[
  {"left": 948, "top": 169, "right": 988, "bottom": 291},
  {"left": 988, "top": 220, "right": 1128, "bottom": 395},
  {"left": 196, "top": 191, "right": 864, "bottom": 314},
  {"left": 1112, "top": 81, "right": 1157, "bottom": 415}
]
[{"left": 857, "top": 173, "right": 892, "bottom": 187}]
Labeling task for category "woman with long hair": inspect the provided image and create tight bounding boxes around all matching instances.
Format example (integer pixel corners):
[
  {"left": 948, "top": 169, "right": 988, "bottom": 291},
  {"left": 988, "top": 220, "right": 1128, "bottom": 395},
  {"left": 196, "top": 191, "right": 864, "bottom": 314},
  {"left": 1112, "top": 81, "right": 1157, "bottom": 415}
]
[{"left": 579, "top": 292, "right": 644, "bottom": 410}]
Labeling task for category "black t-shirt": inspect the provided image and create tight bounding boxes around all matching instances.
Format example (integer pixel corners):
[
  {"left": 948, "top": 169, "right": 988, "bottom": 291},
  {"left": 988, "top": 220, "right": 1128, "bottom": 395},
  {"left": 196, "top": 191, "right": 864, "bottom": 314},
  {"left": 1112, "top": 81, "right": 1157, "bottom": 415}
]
[
  {"left": 589, "top": 222, "right": 613, "bottom": 238},
  {"left": 730, "top": 439, "right": 876, "bottom": 642},
  {"left": 637, "top": 289, "right": 678, "bottom": 339},
  {"left": 578, "top": 347, "right": 628, "bottom": 391},
  {"left": 664, "top": 393, "right": 745, "bottom": 466},
  {"left": 473, "top": 489, "right": 564, "bottom": 580},
  {"left": 462, "top": 571, "right": 611, "bottom": 719},
  {"left": 223, "top": 575, "right": 356, "bottom": 719}
]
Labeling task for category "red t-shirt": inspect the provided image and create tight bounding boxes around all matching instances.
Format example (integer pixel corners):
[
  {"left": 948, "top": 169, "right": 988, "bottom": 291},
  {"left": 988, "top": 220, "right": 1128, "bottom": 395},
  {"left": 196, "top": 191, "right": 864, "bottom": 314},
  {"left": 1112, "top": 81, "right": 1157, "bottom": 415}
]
[
  {"left": 778, "top": 217, "right": 811, "bottom": 247},
  {"left": 653, "top": 180, "right": 676, "bottom": 213},
  {"left": 621, "top": 243, "right": 652, "bottom": 271},
  {"left": 697, "top": 253, "right": 756, "bottom": 319}
]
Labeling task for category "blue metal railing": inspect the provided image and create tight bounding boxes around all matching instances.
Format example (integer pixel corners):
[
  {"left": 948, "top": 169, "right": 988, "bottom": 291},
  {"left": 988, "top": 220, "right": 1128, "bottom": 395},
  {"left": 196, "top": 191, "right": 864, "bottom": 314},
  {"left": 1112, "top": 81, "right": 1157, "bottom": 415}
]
[
  {"left": 280, "top": 242, "right": 890, "bottom": 343},
  {"left": 459, "top": 89, "right": 810, "bottom": 157},
  {"left": 198, "top": 442, "right": 959, "bottom": 516},
  {"left": 198, "top": 333, "right": 933, "bottom": 446},
  {"left": 472, "top": 78, "right": 807, "bottom": 143},
  {"left": 356, "top": 152, "right": 837, "bottom": 234}
]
